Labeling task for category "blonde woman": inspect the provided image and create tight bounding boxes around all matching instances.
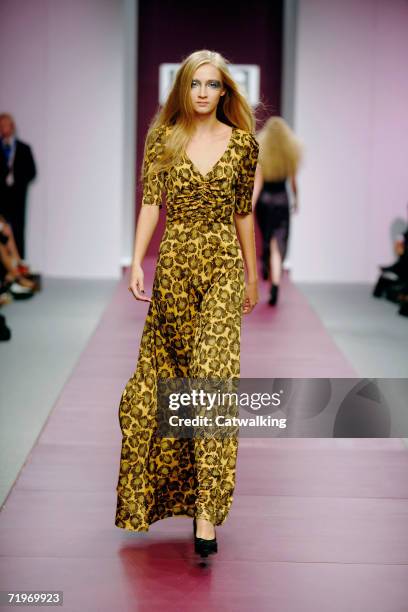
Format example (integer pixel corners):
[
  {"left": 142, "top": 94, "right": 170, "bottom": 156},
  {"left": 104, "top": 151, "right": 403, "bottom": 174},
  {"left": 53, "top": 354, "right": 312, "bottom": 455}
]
[
  {"left": 253, "top": 117, "right": 302, "bottom": 305},
  {"left": 114, "top": 50, "right": 259, "bottom": 558}
]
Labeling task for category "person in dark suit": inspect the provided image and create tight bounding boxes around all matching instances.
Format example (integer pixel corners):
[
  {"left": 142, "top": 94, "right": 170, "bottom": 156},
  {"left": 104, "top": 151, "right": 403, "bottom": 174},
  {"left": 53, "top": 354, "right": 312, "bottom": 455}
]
[{"left": 0, "top": 113, "right": 37, "bottom": 259}]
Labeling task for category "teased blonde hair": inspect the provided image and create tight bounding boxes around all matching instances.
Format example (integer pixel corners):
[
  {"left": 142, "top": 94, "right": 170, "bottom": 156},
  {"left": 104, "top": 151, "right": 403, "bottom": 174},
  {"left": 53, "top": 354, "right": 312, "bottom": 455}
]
[
  {"left": 257, "top": 116, "right": 303, "bottom": 181},
  {"left": 142, "top": 49, "right": 256, "bottom": 179}
]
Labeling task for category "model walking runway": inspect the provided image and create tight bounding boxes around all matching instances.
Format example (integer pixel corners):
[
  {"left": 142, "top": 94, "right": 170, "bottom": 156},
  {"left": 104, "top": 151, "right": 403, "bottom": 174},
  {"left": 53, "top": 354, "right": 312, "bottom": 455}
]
[{"left": 115, "top": 124, "right": 259, "bottom": 532}]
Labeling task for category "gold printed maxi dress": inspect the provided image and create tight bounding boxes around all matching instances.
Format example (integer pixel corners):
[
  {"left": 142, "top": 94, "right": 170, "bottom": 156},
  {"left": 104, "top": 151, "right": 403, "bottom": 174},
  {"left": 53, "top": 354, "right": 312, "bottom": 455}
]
[{"left": 115, "top": 125, "right": 259, "bottom": 531}]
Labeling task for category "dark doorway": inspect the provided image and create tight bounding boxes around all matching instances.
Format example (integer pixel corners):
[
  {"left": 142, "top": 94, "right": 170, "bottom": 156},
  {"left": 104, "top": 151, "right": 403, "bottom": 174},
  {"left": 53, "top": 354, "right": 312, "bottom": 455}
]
[{"left": 136, "top": 0, "right": 283, "bottom": 254}]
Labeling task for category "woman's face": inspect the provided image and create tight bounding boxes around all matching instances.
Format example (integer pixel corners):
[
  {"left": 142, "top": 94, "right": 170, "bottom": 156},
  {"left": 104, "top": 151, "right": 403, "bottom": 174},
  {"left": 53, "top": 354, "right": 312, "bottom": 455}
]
[{"left": 190, "top": 63, "right": 225, "bottom": 117}]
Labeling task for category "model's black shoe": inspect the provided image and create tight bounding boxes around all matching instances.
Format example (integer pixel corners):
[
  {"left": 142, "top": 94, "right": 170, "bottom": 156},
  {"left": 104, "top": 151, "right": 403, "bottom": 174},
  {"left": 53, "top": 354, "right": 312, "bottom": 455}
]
[
  {"left": 193, "top": 518, "right": 217, "bottom": 558},
  {"left": 268, "top": 284, "right": 279, "bottom": 306},
  {"left": 194, "top": 535, "right": 218, "bottom": 558}
]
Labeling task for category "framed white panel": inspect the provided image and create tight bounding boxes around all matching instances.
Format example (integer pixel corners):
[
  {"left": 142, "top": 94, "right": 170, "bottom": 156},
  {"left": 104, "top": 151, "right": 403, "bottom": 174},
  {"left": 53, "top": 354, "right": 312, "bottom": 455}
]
[{"left": 159, "top": 63, "right": 260, "bottom": 106}]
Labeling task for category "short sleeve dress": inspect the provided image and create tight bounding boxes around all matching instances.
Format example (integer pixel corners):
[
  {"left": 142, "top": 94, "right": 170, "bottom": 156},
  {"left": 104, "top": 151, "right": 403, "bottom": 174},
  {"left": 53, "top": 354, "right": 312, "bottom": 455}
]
[{"left": 115, "top": 125, "right": 259, "bottom": 532}]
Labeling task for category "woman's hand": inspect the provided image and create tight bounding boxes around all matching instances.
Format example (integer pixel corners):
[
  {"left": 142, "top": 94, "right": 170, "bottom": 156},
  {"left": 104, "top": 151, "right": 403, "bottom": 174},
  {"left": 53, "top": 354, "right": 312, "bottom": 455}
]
[
  {"left": 242, "top": 279, "right": 258, "bottom": 314},
  {"left": 128, "top": 263, "right": 151, "bottom": 302}
]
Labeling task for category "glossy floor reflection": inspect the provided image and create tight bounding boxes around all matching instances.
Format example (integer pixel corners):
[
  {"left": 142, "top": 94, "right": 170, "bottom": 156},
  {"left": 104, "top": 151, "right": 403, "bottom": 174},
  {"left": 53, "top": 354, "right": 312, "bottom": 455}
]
[{"left": 1, "top": 260, "right": 407, "bottom": 611}]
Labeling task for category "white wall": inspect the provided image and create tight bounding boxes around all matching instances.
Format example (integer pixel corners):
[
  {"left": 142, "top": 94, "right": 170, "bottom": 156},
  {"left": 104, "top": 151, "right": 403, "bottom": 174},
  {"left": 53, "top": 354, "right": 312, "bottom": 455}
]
[
  {"left": 0, "top": 0, "right": 135, "bottom": 278},
  {"left": 291, "top": 0, "right": 408, "bottom": 282}
]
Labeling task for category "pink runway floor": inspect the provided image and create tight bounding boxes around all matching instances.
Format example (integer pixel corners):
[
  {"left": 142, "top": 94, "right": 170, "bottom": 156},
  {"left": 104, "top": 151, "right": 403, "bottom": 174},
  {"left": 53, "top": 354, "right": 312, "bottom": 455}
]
[{"left": 1, "top": 260, "right": 407, "bottom": 611}]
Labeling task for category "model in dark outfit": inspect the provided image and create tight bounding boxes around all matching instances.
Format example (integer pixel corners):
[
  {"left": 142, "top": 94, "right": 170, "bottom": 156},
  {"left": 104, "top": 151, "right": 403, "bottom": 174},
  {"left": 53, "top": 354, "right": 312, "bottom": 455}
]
[
  {"left": 255, "top": 178, "right": 290, "bottom": 277},
  {"left": 253, "top": 116, "right": 302, "bottom": 305}
]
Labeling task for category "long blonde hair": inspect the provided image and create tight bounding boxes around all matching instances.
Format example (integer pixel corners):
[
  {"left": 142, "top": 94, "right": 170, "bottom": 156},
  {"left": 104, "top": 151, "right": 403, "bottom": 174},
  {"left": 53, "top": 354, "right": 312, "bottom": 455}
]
[
  {"left": 142, "top": 49, "right": 256, "bottom": 179},
  {"left": 257, "top": 116, "right": 302, "bottom": 181}
]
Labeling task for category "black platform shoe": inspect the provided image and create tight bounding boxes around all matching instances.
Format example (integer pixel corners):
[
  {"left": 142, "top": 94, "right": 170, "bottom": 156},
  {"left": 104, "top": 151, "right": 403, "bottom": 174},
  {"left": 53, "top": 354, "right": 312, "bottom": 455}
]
[
  {"left": 193, "top": 518, "right": 218, "bottom": 558},
  {"left": 268, "top": 284, "right": 279, "bottom": 306}
]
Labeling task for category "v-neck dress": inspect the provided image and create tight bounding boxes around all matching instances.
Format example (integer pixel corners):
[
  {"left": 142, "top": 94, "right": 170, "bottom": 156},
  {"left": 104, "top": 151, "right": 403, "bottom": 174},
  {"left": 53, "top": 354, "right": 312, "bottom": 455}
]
[{"left": 115, "top": 124, "right": 259, "bottom": 532}]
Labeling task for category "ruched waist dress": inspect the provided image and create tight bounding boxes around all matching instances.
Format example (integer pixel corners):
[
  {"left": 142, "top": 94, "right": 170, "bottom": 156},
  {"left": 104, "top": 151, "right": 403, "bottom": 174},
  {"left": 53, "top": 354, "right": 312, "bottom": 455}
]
[{"left": 115, "top": 124, "right": 259, "bottom": 532}]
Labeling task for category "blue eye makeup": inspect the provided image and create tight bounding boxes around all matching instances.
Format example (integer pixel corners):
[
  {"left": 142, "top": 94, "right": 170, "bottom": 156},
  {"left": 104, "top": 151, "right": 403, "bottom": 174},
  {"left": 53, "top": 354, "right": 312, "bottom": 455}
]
[{"left": 191, "top": 79, "right": 222, "bottom": 89}]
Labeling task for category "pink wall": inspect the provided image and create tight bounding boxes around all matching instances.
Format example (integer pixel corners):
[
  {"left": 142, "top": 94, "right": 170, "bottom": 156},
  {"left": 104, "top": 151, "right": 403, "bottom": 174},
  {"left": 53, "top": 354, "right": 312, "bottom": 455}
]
[
  {"left": 0, "top": 0, "right": 127, "bottom": 278},
  {"left": 291, "top": 0, "right": 408, "bottom": 282}
]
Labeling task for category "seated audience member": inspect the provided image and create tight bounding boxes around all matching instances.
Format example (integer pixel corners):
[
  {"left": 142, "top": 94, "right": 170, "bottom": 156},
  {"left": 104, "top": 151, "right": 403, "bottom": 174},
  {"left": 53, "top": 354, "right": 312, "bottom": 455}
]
[
  {"left": 0, "top": 216, "right": 36, "bottom": 299},
  {"left": 373, "top": 222, "right": 408, "bottom": 317}
]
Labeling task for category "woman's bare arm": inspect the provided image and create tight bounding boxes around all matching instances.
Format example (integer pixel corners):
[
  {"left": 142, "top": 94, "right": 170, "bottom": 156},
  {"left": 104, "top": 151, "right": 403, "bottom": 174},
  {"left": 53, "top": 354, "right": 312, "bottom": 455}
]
[
  {"left": 132, "top": 206, "right": 160, "bottom": 265},
  {"left": 251, "top": 164, "right": 264, "bottom": 207},
  {"left": 129, "top": 205, "right": 161, "bottom": 301},
  {"left": 234, "top": 213, "right": 257, "bottom": 282},
  {"left": 290, "top": 175, "right": 298, "bottom": 212},
  {"left": 234, "top": 212, "right": 259, "bottom": 314}
]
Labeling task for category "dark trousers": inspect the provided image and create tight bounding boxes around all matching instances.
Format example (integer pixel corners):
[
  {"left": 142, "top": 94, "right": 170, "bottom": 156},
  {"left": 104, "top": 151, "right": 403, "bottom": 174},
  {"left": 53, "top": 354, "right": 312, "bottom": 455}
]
[{"left": 1, "top": 187, "right": 27, "bottom": 259}]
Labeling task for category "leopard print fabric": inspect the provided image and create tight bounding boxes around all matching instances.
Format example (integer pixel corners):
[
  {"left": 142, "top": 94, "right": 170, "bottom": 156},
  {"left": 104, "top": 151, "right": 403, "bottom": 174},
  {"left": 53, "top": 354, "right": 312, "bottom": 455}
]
[{"left": 115, "top": 125, "right": 259, "bottom": 531}]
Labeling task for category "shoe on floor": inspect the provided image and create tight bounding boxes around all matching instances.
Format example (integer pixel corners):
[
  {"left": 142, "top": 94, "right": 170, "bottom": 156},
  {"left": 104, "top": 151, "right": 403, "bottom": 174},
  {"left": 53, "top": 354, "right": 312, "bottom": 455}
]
[
  {"left": 268, "top": 284, "right": 279, "bottom": 306},
  {"left": 8, "top": 282, "right": 34, "bottom": 300}
]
